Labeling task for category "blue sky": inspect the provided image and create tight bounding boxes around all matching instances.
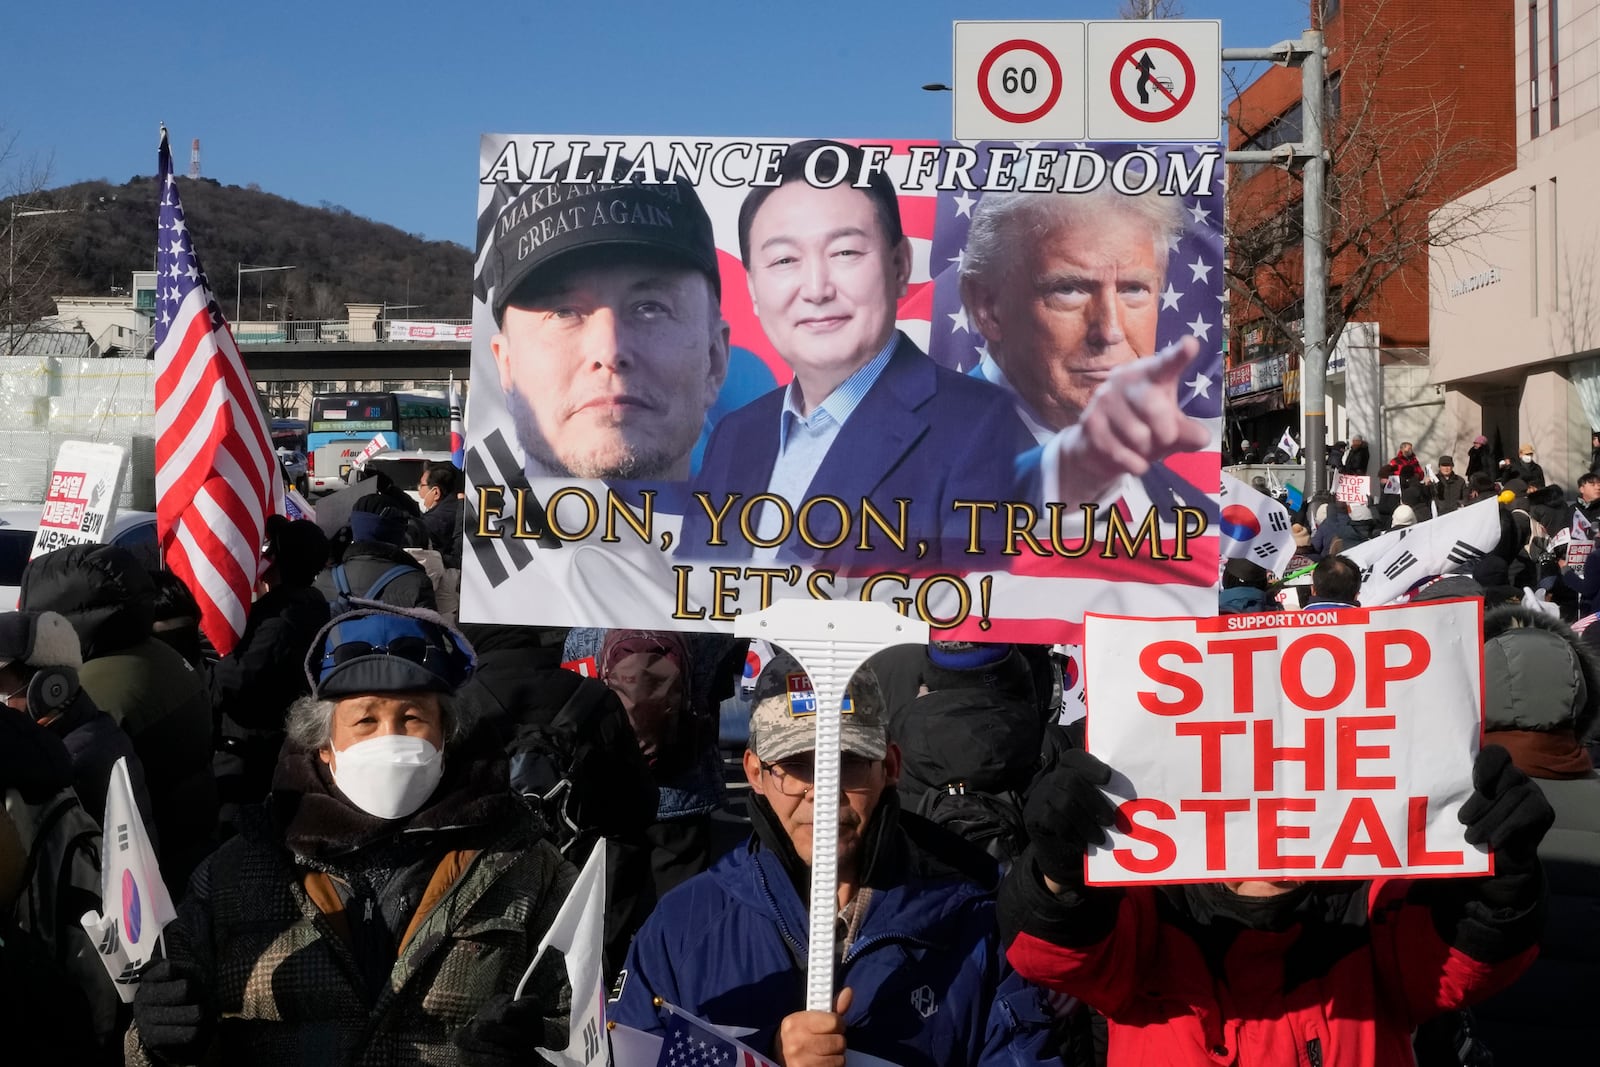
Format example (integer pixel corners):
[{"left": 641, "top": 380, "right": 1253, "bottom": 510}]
[{"left": 3, "top": 0, "right": 1307, "bottom": 246}]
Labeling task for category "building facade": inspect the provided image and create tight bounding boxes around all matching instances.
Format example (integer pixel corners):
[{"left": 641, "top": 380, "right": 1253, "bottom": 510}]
[
  {"left": 1430, "top": 0, "right": 1600, "bottom": 490},
  {"left": 1227, "top": 0, "right": 1516, "bottom": 473}
]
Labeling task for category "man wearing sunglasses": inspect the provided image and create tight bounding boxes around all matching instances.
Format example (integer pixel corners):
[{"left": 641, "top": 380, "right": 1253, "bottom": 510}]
[
  {"left": 125, "top": 605, "right": 578, "bottom": 1067},
  {"left": 611, "top": 652, "right": 1057, "bottom": 1067}
]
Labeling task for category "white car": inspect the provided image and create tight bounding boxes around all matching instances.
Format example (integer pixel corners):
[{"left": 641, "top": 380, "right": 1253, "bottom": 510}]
[
  {"left": 355, "top": 451, "right": 454, "bottom": 505},
  {"left": 0, "top": 506, "right": 160, "bottom": 610}
]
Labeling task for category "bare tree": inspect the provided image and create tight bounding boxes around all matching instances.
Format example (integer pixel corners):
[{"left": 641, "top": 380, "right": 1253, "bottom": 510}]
[
  {"left": 1119, "top": 0, "right": 1186, "bottom": 16},
  {"left": 1, "top": 125, "right": 69, "bottom": 356},
  {"left": 1224, "top": 0, "right": 1513, "bottom": 360},
  {"left": 307, "top": 281, "right": 343, "bottom": 321},
  {"left": 263, "top": 380, "right": 308, "bottom": 420}
]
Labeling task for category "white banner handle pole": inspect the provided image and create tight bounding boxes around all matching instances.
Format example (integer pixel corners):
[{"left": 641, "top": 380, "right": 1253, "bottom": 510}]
[{"left": 736, "top": 601, "right": 929, "bottom": 1013}]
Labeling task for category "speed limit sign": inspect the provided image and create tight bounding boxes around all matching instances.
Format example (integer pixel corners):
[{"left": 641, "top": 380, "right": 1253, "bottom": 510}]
[{"left": 954, "top": 22, "right": 1086, "bottom": 140}]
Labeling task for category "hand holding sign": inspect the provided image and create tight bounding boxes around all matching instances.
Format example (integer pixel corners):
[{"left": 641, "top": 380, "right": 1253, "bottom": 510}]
[
  {"left": 1083, "top": 601, "right": 1490, "bottom": 884},
  {"left": 775, "top": 987, "right": 854, "bottom": 1067},
  {"left": 1052, "top": 336, "right": 1212, "bottom": 506},
  {"left": 1024, "top": 750, "right": 1117, "bottom": 890},
  {"left": 1460, "top": 745, "right": 1554, "bottom": 863}
]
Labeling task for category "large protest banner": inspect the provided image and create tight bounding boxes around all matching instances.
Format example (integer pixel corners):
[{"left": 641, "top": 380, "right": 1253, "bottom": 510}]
[
  {"left": 460, "top": 136, "right": 1225, "bottom": 642},
  {"left": 1082, "top": 601, "right": 1488, "bottom": 884}
]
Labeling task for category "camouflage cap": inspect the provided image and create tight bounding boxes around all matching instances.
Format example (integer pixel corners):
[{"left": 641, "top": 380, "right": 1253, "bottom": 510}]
[{"left": 747, "top": 652, "right": 888, "bottom": 763}]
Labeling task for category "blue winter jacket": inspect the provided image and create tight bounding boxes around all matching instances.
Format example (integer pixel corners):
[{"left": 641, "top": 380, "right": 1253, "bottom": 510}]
[{"left": 611, "top": 809, "right": 1059, "bottom": 1067}]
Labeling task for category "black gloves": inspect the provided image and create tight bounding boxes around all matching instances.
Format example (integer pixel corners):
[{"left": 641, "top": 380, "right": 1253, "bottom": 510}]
[
  {"left": 454, "top": 992, "right": 561, "bottom": 1067},
  {"left": 1023, "top": 749, "right": 1118, "bottom": 886},
  {"left": 1459, "top": 744, "right": 1555, "bottom": 868},
  {"left": 132, "top": 958, "right": 214, "bottom": 1065}
]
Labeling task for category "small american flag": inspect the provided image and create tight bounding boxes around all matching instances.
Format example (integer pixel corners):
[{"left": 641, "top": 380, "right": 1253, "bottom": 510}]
[
  {"left": 655, "top": 1005, "right": 778, "bottom": 1067},
  {"left": 153, "top": 128, "right": 282, "bottom": 654}
]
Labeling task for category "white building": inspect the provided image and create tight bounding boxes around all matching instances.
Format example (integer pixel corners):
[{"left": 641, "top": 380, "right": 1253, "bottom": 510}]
[{"left": 1430, "top": 0, "right": 1600, "bottom": 487}]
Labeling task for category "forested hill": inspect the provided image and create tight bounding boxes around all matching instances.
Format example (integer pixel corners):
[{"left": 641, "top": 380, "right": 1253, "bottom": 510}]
[{"left": 15, "top": 175, "right": 472, "bottom": 320}]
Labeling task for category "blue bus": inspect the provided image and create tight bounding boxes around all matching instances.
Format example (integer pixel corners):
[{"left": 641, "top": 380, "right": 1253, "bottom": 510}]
[{"left": 306, "top": 391, "right": 450, "bottom": 492}]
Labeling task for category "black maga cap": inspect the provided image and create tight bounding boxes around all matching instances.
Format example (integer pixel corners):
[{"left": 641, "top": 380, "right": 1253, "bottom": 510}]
[{"left": 487, "top": 154, "right": 720, "bottom": 321}]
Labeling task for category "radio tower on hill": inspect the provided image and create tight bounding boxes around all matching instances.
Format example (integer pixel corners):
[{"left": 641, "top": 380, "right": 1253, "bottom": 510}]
[{"left": 188, "top": 138, "right": 201, "bottom": 180}]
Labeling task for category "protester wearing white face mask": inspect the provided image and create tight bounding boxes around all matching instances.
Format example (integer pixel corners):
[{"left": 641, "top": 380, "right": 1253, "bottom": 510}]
[{"left": 126, "top": 603, "right": 577, "bottom": 1067}]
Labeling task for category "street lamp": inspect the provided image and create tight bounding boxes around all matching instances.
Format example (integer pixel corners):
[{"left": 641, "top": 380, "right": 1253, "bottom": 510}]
[
  {"left": 921, "top": 83, "right": 952, "bottom": 92},
  {"left": 6, "top": 203, "right": 78, "bottom": 356},
  {"left": 235, "top": 263, "right": 296, "bottom": 322}
]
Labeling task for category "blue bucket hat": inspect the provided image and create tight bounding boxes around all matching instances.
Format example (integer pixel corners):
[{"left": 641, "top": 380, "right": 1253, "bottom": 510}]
[{"left": 305, "top": 603, "right": 475, "bottom": 699}]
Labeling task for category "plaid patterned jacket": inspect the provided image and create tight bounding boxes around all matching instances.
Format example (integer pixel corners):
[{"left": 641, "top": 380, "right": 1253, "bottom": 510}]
[{"left": 125, "top": 808, "right": 575, "bottom": 1065}]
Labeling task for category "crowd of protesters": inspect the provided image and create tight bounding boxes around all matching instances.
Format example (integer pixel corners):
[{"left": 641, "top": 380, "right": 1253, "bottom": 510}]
[{"left": 0, "top": 447, "right": 1594, "bottom": 1067}]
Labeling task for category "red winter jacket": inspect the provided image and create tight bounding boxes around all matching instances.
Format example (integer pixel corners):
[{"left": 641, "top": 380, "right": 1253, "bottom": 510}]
[
  {"left": 1000, "top": 853, "right": 1541, "bottom": 1067},
  {"left": 1390, "top": 452, "right": 1426, "bottom": 483}
]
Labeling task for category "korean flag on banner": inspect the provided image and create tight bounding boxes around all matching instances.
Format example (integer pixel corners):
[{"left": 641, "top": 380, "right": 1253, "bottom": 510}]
[{"left": 1218, "top": 472, "right": 1297, "bottom": 576}]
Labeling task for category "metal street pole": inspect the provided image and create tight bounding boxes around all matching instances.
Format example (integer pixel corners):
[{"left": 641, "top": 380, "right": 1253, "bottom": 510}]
[
  {"left": 1222, "top": 32, "right": 1330, "bottom": 499},
  {"left": 235, "top": 263, "right": 296, "bottom": 322},
  {"left": 1300, "top": 29, "right": 1329, "bottom": 500}
]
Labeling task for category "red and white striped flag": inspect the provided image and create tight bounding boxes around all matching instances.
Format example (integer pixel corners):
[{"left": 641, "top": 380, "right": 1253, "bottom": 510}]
[{"left": 153, "top": 129, "right": 282, "bottom": 654}]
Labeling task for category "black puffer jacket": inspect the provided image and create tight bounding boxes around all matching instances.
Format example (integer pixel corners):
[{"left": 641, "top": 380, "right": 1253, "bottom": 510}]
[
  {"left": 0, "top": 709, "right": 123, "bottom": 1057},
  {"left": 1472, "top": 606, "right": 1600, "bottom": 1064},
  {"left": 458, "top": 623, "right": 657, "bottom": 971},
  {"left": 867, "top": 643, "right": 1039, "bottom": 727},
  {"left": 422, "top": 496, "right": 463, "bottom": 570},
  {"left": 44, "top": 686, "right": 156, "bottom": 842},
  {"left": 211, "top": 584, "right": 331, "bottom": 812},
  {"left": 20, "top": 545, "right": 217, "bottom": 886}
]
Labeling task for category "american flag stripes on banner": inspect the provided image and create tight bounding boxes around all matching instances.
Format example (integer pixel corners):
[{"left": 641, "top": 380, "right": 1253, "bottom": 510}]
[{"left": 153, "top": 129, "right": 282, "bottom": 654}]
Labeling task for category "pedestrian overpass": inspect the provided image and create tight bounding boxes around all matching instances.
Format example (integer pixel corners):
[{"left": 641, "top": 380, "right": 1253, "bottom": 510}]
[{"left": 240, "top": 338, "right": 470, "bottom": 383}]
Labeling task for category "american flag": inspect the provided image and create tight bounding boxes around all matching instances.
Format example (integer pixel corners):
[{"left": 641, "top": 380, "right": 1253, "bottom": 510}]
[
  {"left": 153, "top": 129, "right": 281, "bottom": 654},
  {"left": 654, "top": 1005, "right": 778, "bottom": 1067}
]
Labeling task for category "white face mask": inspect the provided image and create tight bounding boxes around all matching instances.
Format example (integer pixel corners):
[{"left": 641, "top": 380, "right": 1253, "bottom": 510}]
[{"left": 329, "top": 734, "right": 444, "bottom": 820}]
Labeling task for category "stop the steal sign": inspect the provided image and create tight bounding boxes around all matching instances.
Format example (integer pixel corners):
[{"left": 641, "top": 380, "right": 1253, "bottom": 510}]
[{"left": 1083, "top": 600, "right": 1489, "bottom": 885}]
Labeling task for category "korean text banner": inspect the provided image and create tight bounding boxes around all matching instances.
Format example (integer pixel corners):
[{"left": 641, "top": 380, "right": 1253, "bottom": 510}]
[
  {"left": 461, "top": 136, "right": 1225, "bottom": 642},
  {"left": 1082, "top": 601, "right": 1489, "bottom": 885}
]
